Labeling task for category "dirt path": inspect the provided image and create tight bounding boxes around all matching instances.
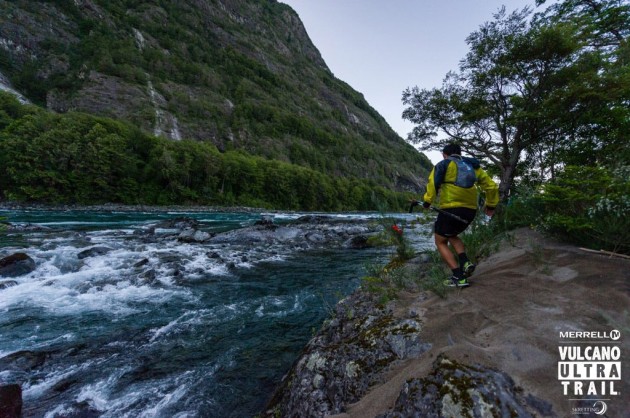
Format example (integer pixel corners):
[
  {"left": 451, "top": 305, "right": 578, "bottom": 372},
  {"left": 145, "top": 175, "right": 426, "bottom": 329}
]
[{"left": 332, "top": 228, "right": 630, "bottom": 418}]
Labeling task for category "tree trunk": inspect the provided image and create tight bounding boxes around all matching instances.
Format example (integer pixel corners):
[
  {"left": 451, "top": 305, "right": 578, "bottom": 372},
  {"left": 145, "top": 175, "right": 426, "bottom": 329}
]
[{"left": 498, "top": 164, "right": 515, "bottom": 201}]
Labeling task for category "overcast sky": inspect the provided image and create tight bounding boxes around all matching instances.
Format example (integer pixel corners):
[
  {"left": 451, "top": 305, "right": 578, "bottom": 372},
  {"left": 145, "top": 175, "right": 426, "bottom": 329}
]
[{"left": 279, "top": 0, "right": 548, "bottom": 163}]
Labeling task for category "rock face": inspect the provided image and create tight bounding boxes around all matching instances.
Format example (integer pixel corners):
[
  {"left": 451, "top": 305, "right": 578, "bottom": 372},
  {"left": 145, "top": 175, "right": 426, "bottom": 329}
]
[
  {"left": 0, "top": 0, "right": 430, "bottom": 190},
  {"left": 378, "top": 356, "right": 549, "bottom": 418},
  {"left": 0, "top": 252, "right": 36, "bottom": 277},
  {"left": 263, "top": 291, "right": 430, "bottom": 417},
  {"left": 262, "top": 287, "right": 554, "bottom": 418}
]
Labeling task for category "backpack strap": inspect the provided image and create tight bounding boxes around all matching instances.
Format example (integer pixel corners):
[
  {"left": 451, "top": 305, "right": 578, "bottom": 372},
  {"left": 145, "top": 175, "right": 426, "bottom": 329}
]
[
  {"left": 432, "top": 158, "right": 451, "bottom": 190},
  {"left": 442, "top": 155, "right": 462, "bottom": 185}
]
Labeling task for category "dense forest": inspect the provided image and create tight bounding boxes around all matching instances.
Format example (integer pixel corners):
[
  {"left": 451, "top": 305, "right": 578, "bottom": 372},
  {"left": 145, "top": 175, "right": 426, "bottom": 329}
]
[
  {"left": 0, "top": 91, "right": 412, "bottom": 211},
  {"left": 402, "top": 0, "right": 629, "bottom": 253}
]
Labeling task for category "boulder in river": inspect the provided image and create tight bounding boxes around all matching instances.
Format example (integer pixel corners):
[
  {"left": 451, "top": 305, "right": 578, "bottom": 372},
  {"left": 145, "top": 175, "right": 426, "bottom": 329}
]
[
  {"left": 0, "top": 350, "right": 49, "bottom": 371},
  {"left": 177, "top": 228, "right": 211, "bottom": 243},
  {"left": 77, "top": 246, "right": 112, "bottom": 259},
  {"left": 0, "top": 280, "right": 18, "bottom": 289},
  {"left": 0, "top": 253, "right": 36, "bottom": 277}
]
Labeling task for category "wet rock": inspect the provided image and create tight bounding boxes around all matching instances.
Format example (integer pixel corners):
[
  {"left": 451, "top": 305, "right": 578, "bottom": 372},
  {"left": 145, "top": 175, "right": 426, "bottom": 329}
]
[
  {"left": 0, "top": 384, "right": 22, "bottom": 418},
  {"left": 305, "top": 232, "right": 326, "bottom": 243},
  {"left": 255, "top": 215, "right": 274, "bottom": 226},
  {"left": 345, "top": 235, "right": 370, "bottom": 249},
  {"left": 344, "top": 225, "right": 369, "bottom": 235},
  {"left": 0, "top": 280, "right": 18, "bottom": 289},
  {"left": 134, "top": 217, "right": 202, "bottom": 239},
  {"left": 52, "top": 253, "right": 83, "bottom": 273},
  {"left": 377, "top": 356, "right": 550, "bottom": 418},
  {"left": 0, "top": 350, "right": 48, "bottom": 371},
  {"left": 55, "top": 401, "right": 101, "bottom": 418},
  {"left": 134, "top": 258, "right": 150, "bottom": 268},
  {"left": 0, "top": 253, "right": 36, "bottom": 277},
  {"left": 6, "top": 222, "right": 51, "bottom": 232},
  {"left": 209, "top": 227, "right": 283, "bottom": 245},
  {"left": 52, "top": 377, "right": 79, "bottom": 393},
  {"left": 273, "top": 227, "right": 300, "bottom": 241},
  {"left": 177, "top": 228, "right": 211, "bottom": 243},
  {"left": 157, "top": 254, "right": 180, "bottom": 264},
  {"left": 137, "top": 269, "right": 156, "bottom": 284},
  {"left": 153, "top": 217, "right": 199, "bottom": 230},
  {"left": 77, "top": 246, "right": 112, "bottom": 259}
]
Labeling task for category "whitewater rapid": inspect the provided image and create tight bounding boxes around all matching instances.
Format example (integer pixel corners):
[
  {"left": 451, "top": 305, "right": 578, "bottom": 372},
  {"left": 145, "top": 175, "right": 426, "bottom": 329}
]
[{"left": 0, "top": 209, "right": 429, "bottom": 417}]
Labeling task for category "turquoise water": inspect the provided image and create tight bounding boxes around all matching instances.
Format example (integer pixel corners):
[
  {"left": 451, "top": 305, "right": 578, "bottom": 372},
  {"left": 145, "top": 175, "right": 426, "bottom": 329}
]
[{"left": 0, "top": 209, "right": 425, "bottom": 417}]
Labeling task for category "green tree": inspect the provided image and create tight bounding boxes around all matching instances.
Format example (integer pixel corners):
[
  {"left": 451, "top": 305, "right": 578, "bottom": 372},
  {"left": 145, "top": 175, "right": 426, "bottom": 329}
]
[
  {"left": 532, "top": 0, "right": 630, "bottom": 167},
  {"left": 402, "top": 7, "right": 580, "bottom": 199}
]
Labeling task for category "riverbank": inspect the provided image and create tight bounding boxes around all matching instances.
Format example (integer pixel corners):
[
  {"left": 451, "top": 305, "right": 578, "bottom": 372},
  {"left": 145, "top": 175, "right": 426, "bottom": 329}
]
[
  {"left": 0, "top": 209, "right": 407, "bottom": 417},
  {"left": 0, "top": 201, "right": 269, "bottom": 214},
  {"left": 264, "top": 227, "right": 630, "bottom": 417}
]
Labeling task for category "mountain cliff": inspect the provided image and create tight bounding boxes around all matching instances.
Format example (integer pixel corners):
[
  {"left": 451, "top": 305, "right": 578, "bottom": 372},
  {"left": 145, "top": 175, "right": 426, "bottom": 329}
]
[{"left": 0, "top": 0, "right": 431, "bottom": 192}]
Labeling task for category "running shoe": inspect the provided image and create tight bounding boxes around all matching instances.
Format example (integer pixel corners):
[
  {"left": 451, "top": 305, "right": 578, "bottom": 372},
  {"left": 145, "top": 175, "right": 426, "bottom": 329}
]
[
  {"left": 444, "top": 276, "right": 470, "bottom": 288},
  {"left": 463, "top": 261, "right": 476, "bottom": 277}
]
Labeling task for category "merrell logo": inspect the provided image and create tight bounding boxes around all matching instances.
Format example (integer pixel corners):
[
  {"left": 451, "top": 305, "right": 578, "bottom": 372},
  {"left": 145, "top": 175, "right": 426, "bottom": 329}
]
[{"left": 559, "top": 330, "right": 621, "bottom": 340}]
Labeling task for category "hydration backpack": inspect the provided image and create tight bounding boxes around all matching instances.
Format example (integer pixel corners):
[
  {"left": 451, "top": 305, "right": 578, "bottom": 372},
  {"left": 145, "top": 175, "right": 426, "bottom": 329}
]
[{"left": 447, "top": 156, "right": 477, "bottom": 188}]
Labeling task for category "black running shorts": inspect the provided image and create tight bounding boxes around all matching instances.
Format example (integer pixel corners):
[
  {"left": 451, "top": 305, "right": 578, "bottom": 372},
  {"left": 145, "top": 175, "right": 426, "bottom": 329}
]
[{"left": 434, "top": 207, "right": 477, "bottom": 237}]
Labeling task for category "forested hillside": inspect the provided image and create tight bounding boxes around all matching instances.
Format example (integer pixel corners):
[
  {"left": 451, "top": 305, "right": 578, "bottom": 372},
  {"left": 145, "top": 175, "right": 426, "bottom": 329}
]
[
  {"left": 0, "top": 0, "right": 432, "bottom": 203},
  {"left": 0, "top": 92, "right": 416, "bottom": 210}
]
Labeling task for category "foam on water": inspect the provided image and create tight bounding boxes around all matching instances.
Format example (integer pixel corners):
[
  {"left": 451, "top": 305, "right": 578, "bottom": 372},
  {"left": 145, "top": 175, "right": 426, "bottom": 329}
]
[
  {"left": 66, "top": 350, "right": 231, "bottom": 418},
  {"left": 24, "top": 362, "right": 92, "bottom": 399},
  {"left": 0, "top": 266, "right": 190, "bottom": 316},
  {"left": 0, "top": 209, "right": 418, "bottom": 417},
  {"left": 254, "top": 292, "right": 309, "bottom": 318},
  {"left": 148, "top": 309, "right": 213, "bottom": 343}
]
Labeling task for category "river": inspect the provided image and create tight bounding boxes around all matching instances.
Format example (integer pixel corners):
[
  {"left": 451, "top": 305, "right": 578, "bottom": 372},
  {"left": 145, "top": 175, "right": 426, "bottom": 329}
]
[{"left": 0, "top": 209, "right": 429, "bottom": 417}]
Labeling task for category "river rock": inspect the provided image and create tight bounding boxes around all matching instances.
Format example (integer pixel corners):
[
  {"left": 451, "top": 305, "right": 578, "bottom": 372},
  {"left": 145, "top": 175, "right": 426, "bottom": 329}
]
[
  {"left": 177, "top": 228, "right": 211, "bottom": 243},
  {"left": 0, "top": 384, "right": 22, "bottom": 418},
  {"left": 344, "top": 235, "right": 370, "bottom": 249},
  {"left": 254, "top": 215, "right": 274, "bottom": 226},
  {"left": 53, "top": 401, "right": 101, "bottom": 418},
  {"left": 305, "top": 231, "right": 326, "bottom": 243},
  {"left": 6, "top": 222, "right": 51, "bottom": 232},
  {"left": 77, "top": 246, "right": 112, "bottom": 259},
  {"left": 0, "top": 350, "right": 48, "bottom": 371},
  {"left": 133, "top": 258, "right": 150, "bottom": 268},
  {"left": 0, "top": 280, "right": 18, "bottom": 289},
  {"left": 0, "top": 253, "right": 36, "bottom": 277},
  {"left": 154, "top": 217, "right": 200, "bottom": 230},
  {"left": 377, "top": 355, "right": 551, "bottom": 418}
]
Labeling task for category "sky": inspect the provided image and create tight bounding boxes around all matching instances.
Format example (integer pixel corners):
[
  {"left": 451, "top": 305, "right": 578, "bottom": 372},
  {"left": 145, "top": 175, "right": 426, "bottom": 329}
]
[{"left": 278, "top": 0, "right": 548, "bottom": 163}]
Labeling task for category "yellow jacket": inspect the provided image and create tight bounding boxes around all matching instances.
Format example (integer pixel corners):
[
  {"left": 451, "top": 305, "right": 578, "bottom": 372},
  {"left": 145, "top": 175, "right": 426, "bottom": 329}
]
[{"left": 423, "top": 156, "right": 499, "bottom": 210}]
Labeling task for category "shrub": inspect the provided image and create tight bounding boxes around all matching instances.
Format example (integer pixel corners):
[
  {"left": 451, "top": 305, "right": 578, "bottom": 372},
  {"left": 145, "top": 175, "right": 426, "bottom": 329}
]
[{"left": 531, "top": 165, "right": 628, "bottom": 254}]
